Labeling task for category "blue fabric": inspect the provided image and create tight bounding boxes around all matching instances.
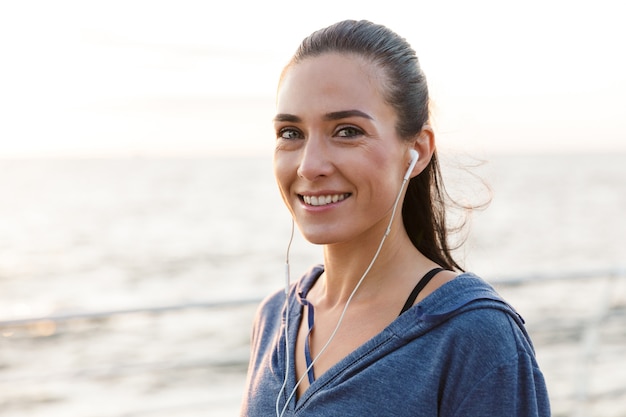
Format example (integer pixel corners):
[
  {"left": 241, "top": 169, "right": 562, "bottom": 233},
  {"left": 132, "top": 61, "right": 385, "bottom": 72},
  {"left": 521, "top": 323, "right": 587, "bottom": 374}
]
[
  {"left": 297, "top": 293, "right": 316, "bottom": 384},
  {"left": 240, "top": 265, "right": 551, "bottom": 416}
]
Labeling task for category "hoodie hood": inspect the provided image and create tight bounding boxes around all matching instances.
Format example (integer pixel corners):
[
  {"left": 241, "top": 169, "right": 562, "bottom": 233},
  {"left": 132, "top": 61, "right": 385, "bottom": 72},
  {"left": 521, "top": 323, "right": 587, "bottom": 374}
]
[{"left": 293, "top": 265, "right": 527, "bottom": 342}]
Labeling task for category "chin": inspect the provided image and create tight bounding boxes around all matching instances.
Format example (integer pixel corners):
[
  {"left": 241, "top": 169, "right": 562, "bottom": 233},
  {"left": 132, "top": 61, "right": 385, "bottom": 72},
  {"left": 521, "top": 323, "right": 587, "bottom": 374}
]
[
  {"left": 297, "top": 225, "right": 345, "bottom": 246},
  {"left": 298, "top": 225, "right": 338, "bottom": 245}
]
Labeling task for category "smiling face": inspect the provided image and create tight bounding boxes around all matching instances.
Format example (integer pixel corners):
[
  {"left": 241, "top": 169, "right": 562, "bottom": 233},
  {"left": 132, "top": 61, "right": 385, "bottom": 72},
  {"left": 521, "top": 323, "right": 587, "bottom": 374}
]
[{"left": 273, "top": 52, "right": 413, "bottom": 246}]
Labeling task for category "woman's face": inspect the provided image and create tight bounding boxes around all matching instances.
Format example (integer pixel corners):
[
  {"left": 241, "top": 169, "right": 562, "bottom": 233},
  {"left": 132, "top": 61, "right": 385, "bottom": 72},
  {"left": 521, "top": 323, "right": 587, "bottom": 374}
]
[{"left": 273, "top": 53, "right": 411, "bottom": 246}]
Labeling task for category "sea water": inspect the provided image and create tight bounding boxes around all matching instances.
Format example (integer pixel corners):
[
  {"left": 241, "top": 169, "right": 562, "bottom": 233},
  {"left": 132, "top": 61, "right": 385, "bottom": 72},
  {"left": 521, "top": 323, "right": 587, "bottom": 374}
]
[{"left": 0, "top": 153, "right": 625, "bottom": 416}]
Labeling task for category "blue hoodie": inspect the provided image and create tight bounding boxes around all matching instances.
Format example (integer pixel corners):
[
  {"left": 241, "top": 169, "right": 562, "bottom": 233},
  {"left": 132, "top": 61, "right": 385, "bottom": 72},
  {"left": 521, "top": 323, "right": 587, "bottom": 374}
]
[{"left": 241, "top": 265, "right": 550, "bottom": 416}]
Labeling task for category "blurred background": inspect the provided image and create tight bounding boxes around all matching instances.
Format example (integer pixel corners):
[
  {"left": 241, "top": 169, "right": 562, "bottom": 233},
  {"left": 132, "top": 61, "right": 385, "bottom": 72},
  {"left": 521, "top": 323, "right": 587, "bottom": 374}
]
[{"left": 0, "top": 0, "right": 625, "bottom": 416}]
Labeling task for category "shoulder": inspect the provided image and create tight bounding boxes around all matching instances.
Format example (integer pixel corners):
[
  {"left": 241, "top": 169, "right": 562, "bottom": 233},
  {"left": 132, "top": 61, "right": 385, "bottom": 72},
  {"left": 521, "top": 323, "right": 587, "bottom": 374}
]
[
  {"left": 255, "top": 287, "right": 285, "bottom": 322},
  {"left": 445, "top": 304, "right": 534, "bottom": 361},
  {"left": 417, "top": 272, "right": 536, "bottom": 361},
  {"left": 419, "top": 275, "right": 549, "bottom": 415},
  {"left": 248, "top": 287, "right": 284, "bottom": 348},
  {"left": 442, "top": 307, "right": 550, "bottom": 416}
]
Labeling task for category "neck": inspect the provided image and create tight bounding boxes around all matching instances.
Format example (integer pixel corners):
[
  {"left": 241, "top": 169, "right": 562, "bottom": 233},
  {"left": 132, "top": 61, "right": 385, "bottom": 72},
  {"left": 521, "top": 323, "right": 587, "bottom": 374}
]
[{"left": 317, "top": 218, "right": 419, "bottom": 307}]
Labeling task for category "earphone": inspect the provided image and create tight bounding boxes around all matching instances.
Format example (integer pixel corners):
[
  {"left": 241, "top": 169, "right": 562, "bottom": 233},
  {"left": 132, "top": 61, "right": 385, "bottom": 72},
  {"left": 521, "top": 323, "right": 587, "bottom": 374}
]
[
  {"left": 404, "top": 149, "right": 419, "bottom": 180},
  {"left": 275, "top": 148, "right": 419, "bottom": 417}
]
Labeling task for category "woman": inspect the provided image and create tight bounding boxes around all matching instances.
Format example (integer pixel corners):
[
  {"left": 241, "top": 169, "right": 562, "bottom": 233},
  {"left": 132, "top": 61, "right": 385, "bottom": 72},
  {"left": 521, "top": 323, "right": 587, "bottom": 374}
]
[{"left": 241, "top": 20, "right": 550, "bottom": 417}]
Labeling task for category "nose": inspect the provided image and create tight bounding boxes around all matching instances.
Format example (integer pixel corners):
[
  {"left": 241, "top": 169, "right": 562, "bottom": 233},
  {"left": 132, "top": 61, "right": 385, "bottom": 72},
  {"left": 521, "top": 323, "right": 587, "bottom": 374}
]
[{"left": 297, "top": 136, "right": 333, "bottom": 180}]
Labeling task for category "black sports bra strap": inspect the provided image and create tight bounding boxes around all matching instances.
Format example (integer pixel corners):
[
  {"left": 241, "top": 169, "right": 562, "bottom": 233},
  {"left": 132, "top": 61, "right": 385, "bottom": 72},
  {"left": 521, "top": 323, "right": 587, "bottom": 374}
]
[{"left": 399, "top": 267, "right": 445, "bottom": 316}]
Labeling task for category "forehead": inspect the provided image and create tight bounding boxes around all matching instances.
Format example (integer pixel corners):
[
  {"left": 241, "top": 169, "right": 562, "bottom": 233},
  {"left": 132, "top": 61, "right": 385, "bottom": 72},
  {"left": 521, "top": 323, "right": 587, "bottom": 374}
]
[{"left": 276, "top": 53, "right": 390, "bottom": 115}]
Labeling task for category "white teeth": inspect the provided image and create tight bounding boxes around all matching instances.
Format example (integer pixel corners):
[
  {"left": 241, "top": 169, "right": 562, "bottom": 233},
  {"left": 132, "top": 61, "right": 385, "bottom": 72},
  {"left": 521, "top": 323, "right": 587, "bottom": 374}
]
[{"left": 302, "top": 194, "right": 348, "bottom": 206}]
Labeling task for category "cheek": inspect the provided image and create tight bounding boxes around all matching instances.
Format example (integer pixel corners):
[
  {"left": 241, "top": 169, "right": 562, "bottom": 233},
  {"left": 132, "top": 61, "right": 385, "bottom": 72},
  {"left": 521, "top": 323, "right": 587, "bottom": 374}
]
[
  {"left": 362, "top": 154, "right": 405, "bottom": 199},
  {"left": 273, "top": 153, "right": 296, "bottom": 203},
  {"left": 359, "top": 149, "right": 399, "bottom": 183}
]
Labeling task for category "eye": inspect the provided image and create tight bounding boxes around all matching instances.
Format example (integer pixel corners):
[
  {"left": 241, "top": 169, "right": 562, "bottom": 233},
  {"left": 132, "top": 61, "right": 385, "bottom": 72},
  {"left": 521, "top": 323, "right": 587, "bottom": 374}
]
[
  {"left": 277, "top": 127, "right": 303, "bottom": 140},
  {"left": 335, "top": 126, "right": 363, "bottom": 138}
]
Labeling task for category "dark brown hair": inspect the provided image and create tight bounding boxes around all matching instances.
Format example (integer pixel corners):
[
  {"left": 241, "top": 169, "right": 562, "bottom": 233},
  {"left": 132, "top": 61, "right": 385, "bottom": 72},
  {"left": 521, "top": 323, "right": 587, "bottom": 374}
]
[{"left": 283, "top": 19, "right": 468, "bottom": 271}]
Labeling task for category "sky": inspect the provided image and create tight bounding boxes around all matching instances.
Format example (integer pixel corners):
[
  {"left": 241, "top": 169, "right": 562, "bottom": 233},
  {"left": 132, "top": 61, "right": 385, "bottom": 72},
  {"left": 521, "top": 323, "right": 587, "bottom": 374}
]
[{"left": 0, "top": 0, "right": 625, "bottom": 158}]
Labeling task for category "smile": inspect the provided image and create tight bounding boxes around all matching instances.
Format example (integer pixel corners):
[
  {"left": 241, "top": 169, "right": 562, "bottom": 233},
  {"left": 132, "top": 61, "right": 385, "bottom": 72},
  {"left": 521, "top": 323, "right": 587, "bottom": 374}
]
[{"left": 300, "top": 193, "right": 351, "bottom": 207}]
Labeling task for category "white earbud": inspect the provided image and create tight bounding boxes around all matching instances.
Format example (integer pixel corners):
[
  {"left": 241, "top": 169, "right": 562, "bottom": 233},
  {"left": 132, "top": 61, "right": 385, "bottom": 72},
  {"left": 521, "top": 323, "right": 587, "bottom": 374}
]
[{"left": 404, "top": 149, "right": 419, "bottom": 180}]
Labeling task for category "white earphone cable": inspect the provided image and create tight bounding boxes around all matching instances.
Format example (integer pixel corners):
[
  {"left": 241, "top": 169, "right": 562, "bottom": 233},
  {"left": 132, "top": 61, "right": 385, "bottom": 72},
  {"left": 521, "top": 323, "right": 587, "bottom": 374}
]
[
  {"left": 275, "top": 218, "right": 295, "bottom": 416},
  {"left": 277, "top": 175, "right": 410, "bottom": 417}
]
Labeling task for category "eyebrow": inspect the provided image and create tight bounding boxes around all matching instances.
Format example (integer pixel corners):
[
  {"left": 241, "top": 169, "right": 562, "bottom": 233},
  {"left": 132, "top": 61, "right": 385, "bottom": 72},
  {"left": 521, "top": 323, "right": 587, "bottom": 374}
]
[
  {"left": 273, "top": 113, "right": 301, "bottom": 123},
  {"left": 273, "top": 109, "right": 373, "bottom": 123},
  {"left": 324, "top": 110, "right": 373, "bottom": 121}
]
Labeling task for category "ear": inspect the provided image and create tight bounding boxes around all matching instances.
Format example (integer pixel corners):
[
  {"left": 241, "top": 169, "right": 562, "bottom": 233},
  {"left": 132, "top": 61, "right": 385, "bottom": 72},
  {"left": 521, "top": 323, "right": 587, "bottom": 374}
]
[{"left": 407, "top": 125, "right": 435, "bottom": 179}]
